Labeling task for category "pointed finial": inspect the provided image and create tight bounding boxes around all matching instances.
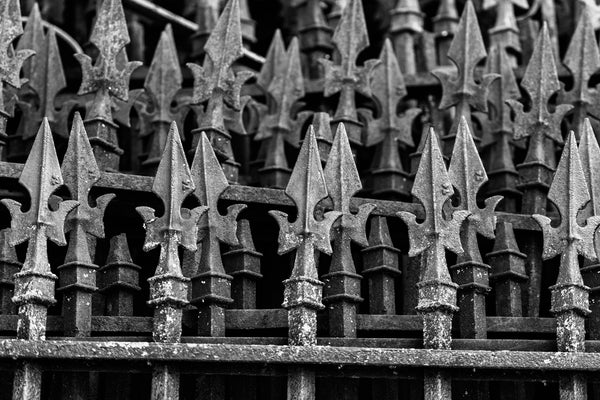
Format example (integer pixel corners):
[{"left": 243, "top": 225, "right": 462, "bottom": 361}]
[
  {"left": 507, "top": 23, "right": 572, "bottom": 144},
  {"left": 319, "top": 0, "right": 379, "bottom": 146},
  {"left": 398, "top": 127, "right": 469, "bottom": 258},
  {"left": 17, "top": 3, "right": 44, "bottom": 86},
  {"left": 579, "top": 119, "right": 600, "bottom": 215},
  {"left": 433, "top": 1, "right": 498, "bottom": 114},
  {"left": 62, "top": 113, "right": 116, "bottom": 262},
  {"left": 135, "top": 25, "right": 187, "bottom": 172},
  {"left": 366, "top": 39, "right": 420, "bottom": 148},
  {"left": 270, "top": 126, "right": 342, "bottom": 257},
  {"left": 0, "top": 0, "right": 35, "bottom": 89},
  {"left": 257, "top": 29, "right": 286, "bottom": 92},
  {"left": 448, "top": 117, "right": 503, "bottom": 239},
  {"left": 560, "top": 4, "right": 600, "bottom": 136},
  {"left": 533, "top": 131, "right": 600, "bottom": 265},
  {"left": 482, "top": 0, "right": 529, "bottom": 53},
  {"left": 136, "top": 122, "right": 207, "bottom": 342},
  {"left": 312, "top": 112, "right": 334, "bottom": 163},
  {"left": 1, "top": 119, "right": 78, "bottom": 339}
]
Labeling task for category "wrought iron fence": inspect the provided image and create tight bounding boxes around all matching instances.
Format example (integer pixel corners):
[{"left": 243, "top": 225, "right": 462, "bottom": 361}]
[{"left": 0, "top": 0, "right": 598, "bottom": 399}]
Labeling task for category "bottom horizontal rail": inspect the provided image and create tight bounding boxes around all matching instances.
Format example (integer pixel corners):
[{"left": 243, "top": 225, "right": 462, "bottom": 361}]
[{"left": 0, "top": 340, "right": 599, "bottom": 372}]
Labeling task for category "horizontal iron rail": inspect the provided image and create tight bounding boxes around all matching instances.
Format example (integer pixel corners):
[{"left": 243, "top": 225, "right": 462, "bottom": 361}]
[{"left": 0, "top": 340, "right": 599, "bottom": 371}]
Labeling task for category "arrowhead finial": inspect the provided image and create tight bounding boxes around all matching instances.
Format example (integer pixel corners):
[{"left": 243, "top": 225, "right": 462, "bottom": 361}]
[
  {"left": 0, "top": 0, "right": 34, "bottom": 89},
  {"left": 507, "top": 23, "right": 572, "bottom": 145},
  {"left": 449, "top": 117, "right": 503, "bottom": 239},
  {"left": 257, "top": 29, "right": 286, "bottom": 92}
]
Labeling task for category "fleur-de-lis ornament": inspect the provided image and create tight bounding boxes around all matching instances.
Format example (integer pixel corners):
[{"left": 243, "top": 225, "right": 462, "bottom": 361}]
[
  {"left": 2, "top": 119, "right": 78, "bottom": 400},
  {"left": 137, "top": 122, "right": 206, "bottom": 400},
  {"left": 365, "top": 39, "right": 421, "bottom": 198},
  {"left": 533, "top": 131, "right": 600, "bottom": 352},
  {"left": 14, "top": 4, "right": 75, "bottom": 161},
  {"left": 255, "top": 37, "right": 310, "bottom": 188},
  {"left": 133, "top": 25, "right": 188, "bottom": 174},
  {"left": 75, "top": 0, "right": 142, "bottom": 172},
  {"left": 398, "top": 126, "right": 469, "bottom": 398},
  {"left": 0, "top": 0, "right": 35, "bottom": 159},
  {"left": 190, "top": 131, "right": 246, "bottom": 336},
  {"left": 187, "top": 0, "right": 254, "bottom": 183},
  {"left": 319, "top": 0, "right": 379, "bottom": 147},
  {"left": 59, "top": 113, "right": 115, "bottom": 336},
  {"left": 323, "top": 124, "right": 375, "bottom": 337},
  {"left": 448, "top": 117, "right": 502, "bottom": 338},
  {"left": 432, "top": 0, "right": 499, "bottom": 156},
  {"left": 558, "top": 5, "right": 600, "bottom": 137}
]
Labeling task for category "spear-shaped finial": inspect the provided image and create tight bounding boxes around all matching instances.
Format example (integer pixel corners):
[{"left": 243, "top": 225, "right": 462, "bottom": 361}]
[
  {"left": 137, "top": 122, "right": 206, "bottom": 343},
  {"left": 559, "top": 4, "right": 600, "bottom": 137},
  {"left": 320, "top": 0, "right": 379, "bottom": 147},
  {"left": 366, "top": 39, "right": 421, "bottom": 198},
  {"left": 75, "top": 0, "right": 142, "bottom": 172},
  {"left": 255, "top": 37, "right": 309, "bottom": 188},
  {"left": 14, "top": 4, "right": 75, "bottom": 160},
  {"left": 190, "top": 131, "right": 246, "bottom": 336},
  {"left": 134, "top": 25, "right": 187, "bottom": 174},
  {"left": 0, "top": 0, "right": 35, "bottom": 159},
  {"left": 3, "top": 119, "right": 78, "bottom": 400},
  {"left": 398, "top": 126, "right": 468, "bottom": 397},
  {"left": 433, "top": 1, "right": 499, "bottom": 155},
  {"left": 136, "top": 122, "right": 206, "bottom": 400},
  {"left": 256, "top": 29, "right": 286, "bottom": 94},
  {"left": 187, "top": 0, "right": 254, "bottom": 182},
  {"left": 270, "top": 126, "right": 341, "bottom": 344},
  {"left": 482, "top": 0, "right": 529, "bottom": 56},
  {"left": 323, "top": 124, "right": 375, "bottom": 338},
  {"left": 533, "top": 131, "right": 600, "bottom": 354},
  {"left": 448, "top": 117, "right": 502, "bottom": 338},
  {"left": 58, "top": 113, "right": 115, "bottom": 337}
]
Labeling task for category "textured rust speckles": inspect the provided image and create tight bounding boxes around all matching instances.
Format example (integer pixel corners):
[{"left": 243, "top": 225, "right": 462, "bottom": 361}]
[
  {"left": 448, "top": 117, "right": 502, "bottom": 339},
  {"left": 2, "top": 119, "right": 78, "bottom": 400},
  {"left": 0, "top": 0, "right": 34, "bottom": 159},
  {"left": 533, "top": 131, "right": 600, "bottom": 400},
  {"left": 365, "top": 39, "right": 420, "bottom": 198},
  {"left": 59, "top": 113, "right": 115, "bottom": 337},
  {"left": 75, "top": 0, "right": 142, "bottom": 172},
  {"left": 533, "top": 131, "right": 600, "bottom": 351},
  {"left": 255, "top": 37, "right": 308, "bottom": 189},
  {"left": 432, "top": 0, "right": 498, "bottom": 156},
  {"left": 134, "top": 25, "right": 187, "bottom": 174},
  {"left": 559, "top": 4, "right": 600, "bottom": 137},
  {"left": 187, "top": 0, "right": 253, "bottom": 183},
  {"left": 319, "top": 0, "right": 379, "bottom": 147},
  {"left": 398, "top": 126, "right": 468, "bottom": 350},
  {"left": 322, "top": 123, "right": 375, "bottom": 338},
  {"left": 270, "top": 125, "right": 340, "bottom": 400},
  {"left": 190, "top": 131, "right": 246, "bottom": 336},
  {"left": 137, "top": 122, "right": 206, "bottom": 343}
]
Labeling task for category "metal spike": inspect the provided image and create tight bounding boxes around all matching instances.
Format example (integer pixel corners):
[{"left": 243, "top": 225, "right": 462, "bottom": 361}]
[
  {"left": 2, "top": 118, "right": 78, "bottom": 400},
  {"left": 75, "top": 0, "right": 142, "bottom": 171},
  {"left": 397, "top": 126, "right": 467, "bottom": 400},
  {"left": 323, "top": 123, "right": 375, "bottom": 337},
  {"left": 17, "top": 3, "right": 44, "bottom": 91},
  {"left": 0, "top": 0, "right": 35, "bottom": 158},
  {"left": 190, "top": 0, "right": 222, "bottom": 59},
  {"left": 292, "top": 0, "right": 333, "bottom": 80},
  {"left": 448, "top": 117, "right": 502, "bottom": 338},
  {"left": 190, "top": 131, "right": 246, "bottom": 336},
  {"left": 256, "top": 29, "right": 286, "bottom": 93},
  {"left": 482, "top": 0, "right": 529, "bottom": 55},
  {"left": 432, "top": 1, "right": 499, "bottom": 154},
  {"left": 319, "top": 0, "right": 379, "bottom": 146},
  {"left": 559, "top": 5, "right": 600, "bottom": 137},
  {"left": 390, "top": 0, "right": 424, "bottom": 74},
  {"left": 433, "top": 0, "right": 459, "bottom": 66},
  {"left": 135, "top": 25, "right": 187, "bottom": 173},
  {"left": 312, "top": 112, "right": 334, "bottom": 163},
  {"left": 187, "top": 0, "right": 254, "bottom": 178},
  {"left": 366, "top": 39, "right": 420, "bottom": 198},
  {"left": 533, "top": 131, "right": 600, "bottom": 352},
  {"left": 59, "top": 113, "right": 115, "bottom": 338}
]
